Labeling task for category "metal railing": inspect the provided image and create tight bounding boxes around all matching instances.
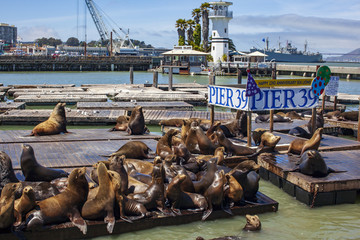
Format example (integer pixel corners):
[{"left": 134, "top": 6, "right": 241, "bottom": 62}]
[{"left": 209, "top": 10, "right": 233, "bottom": 18}]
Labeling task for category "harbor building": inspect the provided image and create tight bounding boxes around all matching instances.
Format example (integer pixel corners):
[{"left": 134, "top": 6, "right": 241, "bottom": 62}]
[
  {"left": 0, "top": 23, "right": 17, "bottom": 45},
  {"left": 209, "top": 0, "right": 233, "bottom": 63}
]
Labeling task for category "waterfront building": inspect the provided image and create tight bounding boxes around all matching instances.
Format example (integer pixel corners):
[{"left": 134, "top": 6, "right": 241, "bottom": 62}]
[
  {"left": 161, "top": 45, "right": 209, "bottom": 74},
  {"left": 0, "top": 23, "right": 17, "bottom": 46},
  {"left": 209, "top": 0, "right": 233, "bottom": 63}
]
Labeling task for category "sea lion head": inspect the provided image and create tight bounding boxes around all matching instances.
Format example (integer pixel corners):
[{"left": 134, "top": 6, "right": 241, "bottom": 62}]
[
  {"left": 107, "top": 170, "right": 121, "bottom": 191},
  {"left": 1, "top": 182, "right": 21, "bottom": 199},
  {"left": 23, "top": 186, "right": 36, "bottom": 200},
  {"left": 175, "top": 174, "right": 186, "bottom": 184},
  {"left": 243, "top": 214, "right": 261, "bottom": 231},
  {"left": 51, "top": 102, "right": 66, "bottom": 119},
  {"left": 68, "top": 167, "right": 87, "bottom": 188},
  {"left": 154, "top": 156, "right": 163, "bottom": 165}
]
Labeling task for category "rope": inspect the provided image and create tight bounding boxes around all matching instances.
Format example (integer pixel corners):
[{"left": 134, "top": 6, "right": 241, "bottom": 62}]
[{"left": 310, "top": 184, "right": 319, "bottom": 208}]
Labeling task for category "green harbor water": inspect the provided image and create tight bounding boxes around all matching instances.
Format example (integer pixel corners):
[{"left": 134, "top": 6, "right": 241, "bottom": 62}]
[{"left": 0, "top": 71, "right": 359, "bottom": 239}]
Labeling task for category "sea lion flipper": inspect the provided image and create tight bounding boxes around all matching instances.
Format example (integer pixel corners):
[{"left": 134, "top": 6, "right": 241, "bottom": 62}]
[
  {"left": 202, "top": 209, "right": 212, "bottom": 221},
  {"left": 68, "top": 209, "right": 87, "bottom": 235},
  {"left": 104, "top": 215, "right": 115, "bottom": 234},
  {"left": 120, "top": 216, "right": 133, "bottom": 223}
]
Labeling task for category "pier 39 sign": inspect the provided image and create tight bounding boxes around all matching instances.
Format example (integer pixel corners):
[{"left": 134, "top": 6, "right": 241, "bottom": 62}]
[{"left": 208, "top": 85, "right": 318, "bottom": 111}]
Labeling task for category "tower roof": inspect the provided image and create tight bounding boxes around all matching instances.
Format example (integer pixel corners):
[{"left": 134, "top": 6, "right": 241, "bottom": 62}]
[{"left": 209, "top": 1, "right": 232, "bottom": 6}]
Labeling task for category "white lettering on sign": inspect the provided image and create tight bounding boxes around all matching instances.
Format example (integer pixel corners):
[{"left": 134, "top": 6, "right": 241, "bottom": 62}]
[
  {"left": 208, "top": 85, "right": 319, "bottom": 111},
  {"left": 325, "top": 76, "right": 339, "bottom": 96}
]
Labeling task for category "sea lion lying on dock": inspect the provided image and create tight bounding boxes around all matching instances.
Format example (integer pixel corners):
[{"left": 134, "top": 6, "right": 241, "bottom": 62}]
[
  {"left": 337, "top": 111, "right": 359, "bottom": 121},
  {"left": 324, "top": 110, "right": 341, "bottom": 119},
  {"left": 255, "top": 114, "right": 292, "bottom": 123},
  {"left": 288, "top": 128, "right": 323, "bottom": 155},
  {"left": 109, "top": 115, "right": 130, "bottom": 131},
  {"left": 30, "top": 102, "right": 68, "bottom": 136},
  {"left": 289, "top": 126, "right": 311, "bottom": 139},
  {"left": 109, "top": 141, "right": 153, "bottom": 160}
]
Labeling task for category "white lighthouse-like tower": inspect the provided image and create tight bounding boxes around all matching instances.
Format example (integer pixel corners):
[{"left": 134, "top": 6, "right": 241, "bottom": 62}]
[{"left": 209, "top": 0, "right": 233, "bottom": 63}]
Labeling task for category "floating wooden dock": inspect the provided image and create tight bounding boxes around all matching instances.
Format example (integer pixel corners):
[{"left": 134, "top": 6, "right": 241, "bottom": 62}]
[
  {"left": 77, "top": 101, "right": 195, "bottom": 111},
  {"left": 0, "top": 102, "right": 26, "bottom": 111},
  {"left": 14, "top": 95, "right": 108, "bottom": 104},
  {"left": 7, "top": 87, "right": 87, "bottom": 96}
]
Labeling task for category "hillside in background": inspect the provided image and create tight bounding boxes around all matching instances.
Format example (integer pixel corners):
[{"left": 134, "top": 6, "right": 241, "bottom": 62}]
[{"left": 326, "top": 48, "right": 360, "bottom": 62}]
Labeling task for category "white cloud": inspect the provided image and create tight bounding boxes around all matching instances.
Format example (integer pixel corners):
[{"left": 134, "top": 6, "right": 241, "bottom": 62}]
[{"left": 19, "top": 26, "right": 61, "bottom": 41}]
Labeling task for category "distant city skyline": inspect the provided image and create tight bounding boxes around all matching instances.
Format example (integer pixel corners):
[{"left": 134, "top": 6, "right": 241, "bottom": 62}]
[{"left": 2, "top": 0, "right": 359, "bottom": 56}]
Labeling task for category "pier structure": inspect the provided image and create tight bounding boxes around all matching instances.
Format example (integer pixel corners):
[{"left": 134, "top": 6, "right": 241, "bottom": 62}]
[{"left": 0, "top": 55, "right": 152, "bottom": 71}]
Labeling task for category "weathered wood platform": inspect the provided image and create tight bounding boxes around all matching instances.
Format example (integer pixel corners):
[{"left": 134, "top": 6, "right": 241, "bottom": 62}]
[
  {"left": 77, "top": 101, "right": 194, "bottom": 111},
  {"left": 114, "top": 92, "right": 206, "bottom": 104},
  {"left": 325, "top": 118, "right": 359, "bottom": 130},
  {"left": 0, "top": 102, "right": 26, "bottom": 111},
  {"left": 0, "top": 191, "right": 278, "bottom": 240},
  {"left": 14, "top": 95, "right": 108, "bottom": 104},
  {"left": 7, "top": 87, "right": 87, "bottom": 96},
  {"left": 8, "top": 84, "right": 76, "bottom": 89},
  {"left": 0, "top": 109, "right": 125, "bottom": 125},
  {"left": 258, "top": 150, "right": 360, "bottom": 206},
  {"left": 12, "top": 91, "right": 107, "bottom": 98}
]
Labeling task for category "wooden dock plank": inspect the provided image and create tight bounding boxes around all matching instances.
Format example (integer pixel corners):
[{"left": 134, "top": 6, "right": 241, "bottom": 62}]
[
  {"left": 14, "top": 95, "right": 108, "bottom": 104},
  {"left": 0, "top": 102, "right": 26, "bottom": 111},
  {"left": 77, "top": 101, "right": 194, "bottom": 111}
]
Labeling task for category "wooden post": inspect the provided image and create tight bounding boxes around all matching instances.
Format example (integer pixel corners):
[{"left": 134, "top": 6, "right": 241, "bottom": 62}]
[
  {"left": 269, "top": 66, "right": 276, "bottom": 132},
  {"left": 333, "top": 96, "right": 338, "bottom": 111},
  {"left": 153, "top": 71, "right": 158, "bottom": 88},
  {"left": 209, "top": 73, "right": 215, "bottom": 124},
  {"left": 322, "top": 93, "right": 326, "bottom": 111},
  {"left": 237, "top": 69, "right": 242, "bottom": 84},
  {"left": 129, "top": 66, "right": 134, "bottom": 84},
  {"left": 311, "top": 107, "right": 317, "bottom": 135},
  {"left": 247, "top": 111, "right": 252, "bottom": 147},
  {"left": 357, "top": 97, "right": 360, "bottom": 141},
  {"left": 168, "top": 67, "right": 173, "bottom": 91}
]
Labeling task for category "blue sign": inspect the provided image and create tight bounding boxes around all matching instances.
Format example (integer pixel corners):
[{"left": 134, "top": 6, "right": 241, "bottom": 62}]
[{"left": 208, "top": 85, "right": 318, "bottom": 111}]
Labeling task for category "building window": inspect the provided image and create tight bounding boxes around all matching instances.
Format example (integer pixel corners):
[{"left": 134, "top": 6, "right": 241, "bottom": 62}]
[
  {"left": 213, "top": 32, "right": 215, "bottom": 37},
  {"left": 213, "top": 46, "right": 215, "bottom": 51},
  {"left": 225, "top": 28, "right": 227, "bottom": 33},
  {"left": 225, "top": 44, "right": 227, "bottom": 48}
]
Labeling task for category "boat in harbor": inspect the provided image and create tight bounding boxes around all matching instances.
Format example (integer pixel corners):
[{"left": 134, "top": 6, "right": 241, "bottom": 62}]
[{"left": 250, "top": 38, "right": 323, "bottom": 63}]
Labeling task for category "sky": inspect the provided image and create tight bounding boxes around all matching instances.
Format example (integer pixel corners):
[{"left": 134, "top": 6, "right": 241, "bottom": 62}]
[{"left": 2, "top": 0, "right": 360, "bottom": 56}]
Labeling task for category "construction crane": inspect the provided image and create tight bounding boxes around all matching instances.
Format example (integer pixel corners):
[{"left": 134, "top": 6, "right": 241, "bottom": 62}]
[{"left": 84, "top": 0, "right": 138, "bottom": 55}]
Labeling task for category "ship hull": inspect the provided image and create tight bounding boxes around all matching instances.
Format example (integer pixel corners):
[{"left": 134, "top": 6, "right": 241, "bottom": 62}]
[{"left": 261, "top": 51, "right": 322, "bottom": 63}]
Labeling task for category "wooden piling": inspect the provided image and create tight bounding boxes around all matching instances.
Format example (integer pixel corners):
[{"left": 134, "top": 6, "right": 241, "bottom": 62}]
[
  {"left": 247, "top": 111, "right": 252, "bottom": 147},
  {"left": 237, "top": 69, "right": 242, "bottom": 84},
  {"left": 311, "top": 107, "right": 317, "bottom": 135},
  {"left": 130, "top": 66, "right": 134, "bottom": 84},
  {"left": 169, "top": 67, "right": 173, "bottom": 91},
  {"left": 358, "top": 97, "right": 360, "bottom": 142},
  {"left": 333, "top": 96, "right": 338, "bottom": 111},
  {"left": 153, "top": 71, "right": 158, "bottom": 88},
  {"left": 209, "top": 73, "right": 215, "bottom": 124}
]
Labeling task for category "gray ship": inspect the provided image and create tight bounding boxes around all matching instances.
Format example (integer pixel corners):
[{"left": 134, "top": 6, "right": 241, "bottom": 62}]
[{"left": 250, "top": 38, "right": 323, "bottom": 63}]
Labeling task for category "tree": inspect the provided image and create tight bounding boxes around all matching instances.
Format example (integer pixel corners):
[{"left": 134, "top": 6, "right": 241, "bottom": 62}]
[
  {"left": 191, "top": 8, "right": 202, "bottom": 25},
  {"left": 200, "top": 3, "right": 210, "bottom": 52},
  {"left": 193, "top": 24, "right": 201, "bottom": 49},
  {"left": 35, "top": 37, "right": 62, "bottom": 47},
  {"left": 228, "top": 38, "right": 236, "bottom": 52},
  {"left": 66, "top": 37, "right": 80, "bottom": 46},
  {"left": 186, "top": 19, "right": 195, "bottom": 46},
  {"left": 175, "top": 19, "right": 188, "bottom": 46}
]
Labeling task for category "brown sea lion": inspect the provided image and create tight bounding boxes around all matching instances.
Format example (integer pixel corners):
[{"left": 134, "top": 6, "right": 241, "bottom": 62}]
[
  {"left": 243, "top": 214, "right": 261, "bottom": 231},
  {"left": 231, "top": 170, "right": 260, "bottom": 201},
  {"left": 220, "top": 111, "right": 247, "bottom": 138},
  {"left": 124, "top": 159, "right": 154, "bottom": 175},
  {"left": 252, "top": 128, "right": 267, "bottom": 146},
  {"left": 127, "top": 161, "right": 166, "bottom": 212},
  {"left": 159, "top": 118, "right": 184, "bottom": 127},
  {"left": 110, "top": 141, "right": 152, "bottom": 160},
  {"left": 288, "top": 128, "right": 323, "bottom": 155},
  {"left": 30, "top": 102, "right": 68, "bottom": 136},
  {"left": 156, "top": 128, "right": 180, "bottom": 159},
  {"left": 127, "top": 105, "right": 149, "bottom": 135},
  {"left": 14, "top": 186, "right": 36, "bottom": 222},
  {"left": 224, "top": 173, "right": 243, "bottom": 205},
  {"left": 0, "top": 151, "right": 19, "bottom": 194},
  {"left": 15, "top": 181, "right": 61, "bottom": 201},
  {"left": 307, "top": 110, "right": 324, "bottom": 133},
  {"left": 193, "top": 158, "right": 217, "bottom": 194},
  {"left": 82, "top": 163, "right": 118, "bottom": 233},
  {"left": 108, "top": 155, "right": 128, "bottom": 194},
  {"left": 20, "top": 144, "right": 69, "bottom": 182},
  {"left": 115, "top": 191, "right": 151, "bottom": 221},
  {"left": 194, "top": 126, "right": 217, "bottom": 155},
  {"left": 216, "top": 131, "right": 257, "bottom": 156},
  {"left": 26, "top": 167, "right": 89, "bottom": 235},
  {"left": 0, "top": 182, "right": 21, "bottom": 229},
  {"left": 337, "top": 111, "right": 359, "bottom": 121},
  {"left": 297, "top": 150, "right": 330, "bottom": 177},
  {"left": 128, "top": 175, "right": 149, "bottom": 194},
  {"left": 181, "top": 119, "right": 195, "bottom": 142},
  {"left": 206, "top": 121, "right": 221, "bottom": 139},
  {"left": 324, "top": 110, "right": 341, "bottom": 119},
  {"left": 166, "top": 174, "right": 208, "bottom": 215},
  {"left": 197, "top": 147, "right": 225, "bottom": 165},
  {"left": 185, "top": 126, "right": 201, "bottom": 154},
  {"left": 170, "top": 165, "right": 195, "bottom": 193},
  {"left": 109, "top": 115, "right": 130, "bottom": 131},
  {"left": 285, "top": 111, "right": 303, "bottom": 120},
  {"left": 255, "top": 114, "right": 291, "bottom": 123},
  {"left": 289, "top": 126, "right": 311, "bottom": 139},
  {"left": 276, "top": 112, "right": 286, "bottom": 117},
  {"left": 202, "top": 170, "right": 231, "bottom": 220},
  {"left": 259, "top": 132, "right": 281, "bottom": 149}
]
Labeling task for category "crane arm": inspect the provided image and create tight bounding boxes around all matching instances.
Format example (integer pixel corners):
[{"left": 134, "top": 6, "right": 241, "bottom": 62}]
[{"left": 85, "top": 0, "right": 109, "bottom": 42}]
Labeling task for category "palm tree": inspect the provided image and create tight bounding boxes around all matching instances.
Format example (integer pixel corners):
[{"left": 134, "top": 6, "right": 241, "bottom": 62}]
[
  {"left": 200, "top": 3, "right": 210, "bottom": 52},
  {"left": 191, "top": 8, "right": 202, "bottom": 25},
  {"left": 175, "top": 19, "right": 188, "bottom": 46},
  {"left": 186, "top": 19, "right": 195, "bottom": 45}
]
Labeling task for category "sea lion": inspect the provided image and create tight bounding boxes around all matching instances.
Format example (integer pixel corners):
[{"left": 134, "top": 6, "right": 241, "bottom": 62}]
[
  {"left": 108, "top": 155, "right": 128, "bottom": 194},
  {"left": 14, "top": 186, "right": 36, "bottom": 223},
  {"left": 0, "top": 151, "right": 19, "bottom": 194},
  {"left": 216, "top": 131, "right": 257, "bottom": 156},
  {"left": 255, "top": 114, "right": 291, "bottom": 123},
  {"left": 128, "top": 176, "right": 149, "bottom": 194},
  {"left": 289, "top": 126, "right": 311, "bottom": 139},
  {"left": 324, "top": 110, "right": 341, "bottom": 119},
  {"left": 159, "top": 119, "right": 184, "bottom": 127},
  {"left": 181, "top": 119, "right": 195, "bottom": 142},
  {"left": 194, "top": 126, "right": 217, "bottom": 155},
  {"left": 126, "top": 161, "right": 152, "bottom": 185},
  {"left": 124, "top": 159, "right": 154, "bottom": 175},
  {"left": 82, "top": 163, "right": 118, "bottom": 233},
  {"left": 172, "top": 143, "right": 193, "bottom": 165},
  {"left": 220, "top": 111, "right": 247, "bottom": 138},
  {"left": 285, "top": 111, "right": 303, "bottom": 120},
  {"left": 156, "top": 128, "right": 180, "bottom": 159},
  {"left": 127, "top": 161, "right": 166, "bottom": 212},
  {"left": 232, "top": 170, "right": 260, "bottom": 201},
  {"left": 20, "top": 144, "right": 69, "bottom": 182},
  {"left": 30, "top": 102, "right": 68, "bottom": 136},
  {"left": 252, "top": 128, "right": 267, "bottom": 146},
  {"left": 259, "top": 132, "right": 281, "bottom": 149},
  {"left": 166, "top": 174, "right": 208, "bottom": 215},
  {"left": 127, "top": 105, "right": 149, "bottom": 135},
  {"left": 202, "top": 170, "right": 231, "bottom": 220},
  {"left": 193, "top": 158, "right": 217, "bottom": 194},
  {"left": 307, "top": 110, "right": 324, "bottom": 133},
  {"left": 109, "top": 115, "right": 130, "bottom": 131},
  {"left": 26, "top": 167, "right": 89, "bottom": 234},
  {"left": 170, "top": 164, "right": 195, "bottom": 193},
  {"left": 109, "top": 141, "right": 152, "bottom": 160},
  {"left": 15, "top": 181, "right": 61, "bottom": 201},
  {"left": 0, "top": 182, "right": 21, "bottom": 229},
  {"left": 115, "top": 191, "right": 151, "bottom": 221},
  {"left": 337, "top": 111, "right": 359, "bottom": 121},
  {"left": 185, "top": 125, "right": 201, "bottom": 154},
  {"left": 224, "top": 173, "right": 243, "bottom": 206},
  {"left": 206, "top": 121, "right": 221, "bottom": 139},
  {"left": 288, "top": 128, "right": 323, "bottom": 155},
  {"left": 298, "top": 150, "right": 330, "bottom": 177},
  {"left": 243, "top": 214, "right": 261, "bottom": 231},
  {"left": 197, "top": 147, "right": 226, "bottom": 165}
]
